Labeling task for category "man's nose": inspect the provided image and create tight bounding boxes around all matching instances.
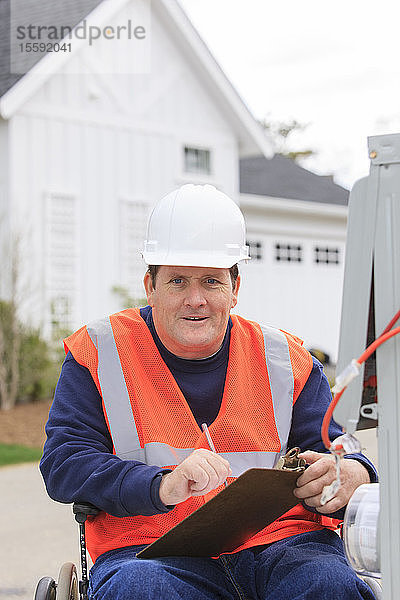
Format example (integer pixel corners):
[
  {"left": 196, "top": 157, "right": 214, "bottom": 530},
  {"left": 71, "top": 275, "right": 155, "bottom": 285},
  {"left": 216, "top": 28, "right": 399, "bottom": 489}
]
[{"left": 183, "top": 284, "right": 207, "bottom": 307}]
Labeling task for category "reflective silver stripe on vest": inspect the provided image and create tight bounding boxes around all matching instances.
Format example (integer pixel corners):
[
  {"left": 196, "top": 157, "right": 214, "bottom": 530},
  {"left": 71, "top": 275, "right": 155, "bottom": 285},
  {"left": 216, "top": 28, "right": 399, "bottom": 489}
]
[
  {"left": 260, "top": 324, "right": 294, "bottom": 457},
  {"left": 110, "top": 443, "right": 192, "bottom": 465},
  {"left": 87, "top": 318, "right": 144, "bottom": 461},
  {"left": 220, "top": 451, "right": 277, "bottom": 476},
  {"left": 122, "top": 443, "right": 276, "bottom": 477}
]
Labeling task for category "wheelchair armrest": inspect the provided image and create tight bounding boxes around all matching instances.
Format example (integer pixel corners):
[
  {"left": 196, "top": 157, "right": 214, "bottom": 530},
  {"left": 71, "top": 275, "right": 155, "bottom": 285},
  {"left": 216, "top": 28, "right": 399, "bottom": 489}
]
[{"left": 73, "top": 502, "right": 101, "bottom": 523}]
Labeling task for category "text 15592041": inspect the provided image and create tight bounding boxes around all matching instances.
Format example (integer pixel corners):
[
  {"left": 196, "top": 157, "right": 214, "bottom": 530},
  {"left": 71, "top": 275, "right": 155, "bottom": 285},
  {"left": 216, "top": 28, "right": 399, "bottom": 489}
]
[{"left": 18, "top": 42, "right": 72, "bottom": 53}]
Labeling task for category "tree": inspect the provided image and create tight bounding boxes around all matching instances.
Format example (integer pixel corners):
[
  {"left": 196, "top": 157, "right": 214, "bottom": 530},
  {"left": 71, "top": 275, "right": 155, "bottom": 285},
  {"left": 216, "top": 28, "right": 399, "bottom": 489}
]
[
  {"left": 259, "top": 117, "right": 316, "bottom": 162},
  {"left": 0, "top": 299, "right": 57, "bottom": 409},
  {"left": 0, "top": 232, "right": 59, "bottom": 410}
]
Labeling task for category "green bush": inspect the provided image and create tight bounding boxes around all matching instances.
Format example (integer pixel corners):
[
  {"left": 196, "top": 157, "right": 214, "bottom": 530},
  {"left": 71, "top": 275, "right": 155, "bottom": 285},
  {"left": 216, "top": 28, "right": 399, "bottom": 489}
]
[
  {"left": 0, "top": 299, "right": 61, "bottom": 407},
  {"left": 18, "top": 329, "right": 60, "bottom": 403}
]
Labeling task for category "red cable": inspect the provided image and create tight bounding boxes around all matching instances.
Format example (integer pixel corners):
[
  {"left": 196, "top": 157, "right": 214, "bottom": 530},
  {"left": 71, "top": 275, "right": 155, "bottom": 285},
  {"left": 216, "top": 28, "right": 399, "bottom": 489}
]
[
  {"left": 380, "top": 309, "right": 400, "bottom": 335},
  {"left": 321, "top": 389, "right": 344, "bottom": 450},
  {"left": 357, "top": 326, "right": 400, "bottom": 364},
  {"left": 321, "top": 319, "right": 400, "bottom": 450}
]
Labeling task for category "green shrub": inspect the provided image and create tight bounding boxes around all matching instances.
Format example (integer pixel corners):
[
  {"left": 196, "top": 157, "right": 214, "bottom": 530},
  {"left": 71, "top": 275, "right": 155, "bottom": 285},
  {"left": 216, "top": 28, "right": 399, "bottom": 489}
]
[
  {"left": 0, "top": 299, "right": 61, "bottom": 407},
  {"left": 18, "top": 329, "right": 60, "bottom": 403}
]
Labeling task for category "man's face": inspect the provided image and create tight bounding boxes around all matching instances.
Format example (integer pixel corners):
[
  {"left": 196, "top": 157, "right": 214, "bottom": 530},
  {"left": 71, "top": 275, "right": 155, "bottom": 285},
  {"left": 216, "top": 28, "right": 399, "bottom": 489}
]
[{"left": 143, "top": 266, "right": 240, "bottom": 359}]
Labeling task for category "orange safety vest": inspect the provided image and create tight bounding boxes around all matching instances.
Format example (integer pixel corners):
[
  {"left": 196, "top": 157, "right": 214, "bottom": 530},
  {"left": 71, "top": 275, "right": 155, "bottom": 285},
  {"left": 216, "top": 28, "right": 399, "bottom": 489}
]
[{"left": 65, "top": 308, "right": 340, "bottom": 562}]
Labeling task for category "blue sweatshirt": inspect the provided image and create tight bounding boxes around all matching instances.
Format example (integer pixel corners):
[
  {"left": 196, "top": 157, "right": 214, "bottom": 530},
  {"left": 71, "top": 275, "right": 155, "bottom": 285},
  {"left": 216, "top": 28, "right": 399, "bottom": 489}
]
[{"left": 40, "top": 306, "right": 377, "bottom": 521}]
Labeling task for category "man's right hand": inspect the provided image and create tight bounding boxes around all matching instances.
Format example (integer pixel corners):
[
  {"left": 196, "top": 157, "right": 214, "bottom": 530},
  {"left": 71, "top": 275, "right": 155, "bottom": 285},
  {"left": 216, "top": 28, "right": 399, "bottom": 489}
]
[{"left": 159, "top": 448, "right": 232, "bottom": 506}]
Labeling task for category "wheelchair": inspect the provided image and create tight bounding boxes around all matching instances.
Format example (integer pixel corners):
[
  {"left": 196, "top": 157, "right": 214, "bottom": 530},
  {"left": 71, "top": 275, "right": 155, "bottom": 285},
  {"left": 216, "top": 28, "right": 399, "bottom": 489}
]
[{"left": 34, "top": 503, "right": 100, "bottom": 600}]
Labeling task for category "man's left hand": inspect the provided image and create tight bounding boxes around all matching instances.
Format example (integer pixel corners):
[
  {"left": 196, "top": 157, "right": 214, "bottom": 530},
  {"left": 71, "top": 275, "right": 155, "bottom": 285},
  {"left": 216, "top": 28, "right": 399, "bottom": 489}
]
[{"left": 293, "top": 450, "right": 371, "bottom": 514}]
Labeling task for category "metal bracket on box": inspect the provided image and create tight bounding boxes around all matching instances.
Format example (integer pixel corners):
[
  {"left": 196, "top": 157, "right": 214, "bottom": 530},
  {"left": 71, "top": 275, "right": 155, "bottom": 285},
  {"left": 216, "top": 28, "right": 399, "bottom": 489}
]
[{"left": 360, "top": 403, "right": 378, "bottom": 421}]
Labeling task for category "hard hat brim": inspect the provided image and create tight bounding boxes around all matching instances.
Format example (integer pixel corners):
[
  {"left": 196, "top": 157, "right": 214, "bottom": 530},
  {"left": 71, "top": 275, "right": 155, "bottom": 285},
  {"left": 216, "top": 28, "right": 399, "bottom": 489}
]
[{"left": 141, "top": 251, "right": 249, "bottom": 268}]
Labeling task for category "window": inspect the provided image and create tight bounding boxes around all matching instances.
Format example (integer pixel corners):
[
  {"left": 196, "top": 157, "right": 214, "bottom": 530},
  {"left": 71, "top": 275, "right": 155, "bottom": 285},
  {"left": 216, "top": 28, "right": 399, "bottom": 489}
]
[
  {"left": 314, "top": 246, "right": 340, "bottom": 265},
  {"left": 50, "top": 296, "right": 72, "bottom": 330},
  {"left": 184, "top": 147, "right": 211, "bottom": 174},
  {"left": 247, "top": 240, "right": 263, "bottom": 260},
  {"left": 275, "top": 243, "right": 302, "bottom": 263},
  {"left": 44, "top": 193, "right": 78, "bottom": 332}
]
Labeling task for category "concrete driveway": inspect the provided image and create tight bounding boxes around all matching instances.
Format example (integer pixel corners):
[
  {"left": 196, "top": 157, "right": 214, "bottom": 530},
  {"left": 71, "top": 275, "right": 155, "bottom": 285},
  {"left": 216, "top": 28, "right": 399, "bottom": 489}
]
[
  {"left": 0, "top": 463, "right": 80, "bottom": 600},
  {"left": 0, "top": 429, "right": 378, "bottom": 600}
]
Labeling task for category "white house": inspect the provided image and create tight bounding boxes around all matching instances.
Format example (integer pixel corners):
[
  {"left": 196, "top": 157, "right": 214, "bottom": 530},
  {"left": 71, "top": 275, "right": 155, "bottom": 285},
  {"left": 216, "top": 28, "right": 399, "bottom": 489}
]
[
  {"left": 0, "top": 0, "right": 271, "bottom": 333},
  {"left": 0, "top": 0, "right": 348, "bottom": 360}
]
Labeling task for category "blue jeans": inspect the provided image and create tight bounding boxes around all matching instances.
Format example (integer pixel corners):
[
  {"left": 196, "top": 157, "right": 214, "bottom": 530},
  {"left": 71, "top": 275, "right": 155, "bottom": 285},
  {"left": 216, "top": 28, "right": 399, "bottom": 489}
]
[{"left": 88, "top": 530, "right": 375, "bottom": 599}]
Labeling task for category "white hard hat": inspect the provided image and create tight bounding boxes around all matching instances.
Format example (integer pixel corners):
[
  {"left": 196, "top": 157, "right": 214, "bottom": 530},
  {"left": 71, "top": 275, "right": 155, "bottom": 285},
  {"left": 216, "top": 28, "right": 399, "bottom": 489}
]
[{"left": 142, "top": 184, "right": 250, "bottom": 268}]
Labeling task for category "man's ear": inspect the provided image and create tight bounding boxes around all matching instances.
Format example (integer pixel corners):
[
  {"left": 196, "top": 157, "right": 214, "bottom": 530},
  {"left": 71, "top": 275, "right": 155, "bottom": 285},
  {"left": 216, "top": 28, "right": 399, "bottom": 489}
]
[
  {"left": 143, "top": 271, "right": 155, "bottom": 306},
  {"left": 231, "top": 274, "right": 240, "bottom": 309}
]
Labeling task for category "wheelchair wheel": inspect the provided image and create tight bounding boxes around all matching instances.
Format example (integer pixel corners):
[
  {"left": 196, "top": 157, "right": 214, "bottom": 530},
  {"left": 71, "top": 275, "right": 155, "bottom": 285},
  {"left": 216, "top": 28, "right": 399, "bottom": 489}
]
[
  {"left": 34, "top": 576, "right": 56, "bottom": 600},
  {"left": 57, "top": 562, "right": 79, "bottom": 600}
]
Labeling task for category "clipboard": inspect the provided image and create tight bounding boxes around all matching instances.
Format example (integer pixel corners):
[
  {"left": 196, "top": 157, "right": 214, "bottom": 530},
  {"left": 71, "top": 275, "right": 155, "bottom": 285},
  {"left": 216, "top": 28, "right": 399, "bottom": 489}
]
[{"left": 137, "top": 466, "right": 303, "bottom": 559}]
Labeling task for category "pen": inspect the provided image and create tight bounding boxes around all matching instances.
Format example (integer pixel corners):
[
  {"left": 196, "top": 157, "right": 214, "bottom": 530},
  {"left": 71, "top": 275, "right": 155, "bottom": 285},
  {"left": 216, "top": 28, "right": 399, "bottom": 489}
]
[{"left": 201, "top": 423, "right": 228, "bottom": 487}]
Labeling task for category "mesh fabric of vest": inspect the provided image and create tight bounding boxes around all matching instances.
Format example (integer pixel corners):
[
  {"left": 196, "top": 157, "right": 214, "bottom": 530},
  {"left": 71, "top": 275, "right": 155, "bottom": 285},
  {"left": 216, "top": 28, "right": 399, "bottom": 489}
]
[{"left": 64, "top": 309, "right": 341, "bottom": 562}]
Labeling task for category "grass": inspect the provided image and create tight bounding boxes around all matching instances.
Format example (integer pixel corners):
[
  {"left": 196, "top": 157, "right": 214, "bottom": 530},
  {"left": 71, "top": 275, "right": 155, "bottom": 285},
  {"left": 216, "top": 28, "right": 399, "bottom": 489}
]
[{"left": 0, "top": 443, "right": 42, "bottom": 467}]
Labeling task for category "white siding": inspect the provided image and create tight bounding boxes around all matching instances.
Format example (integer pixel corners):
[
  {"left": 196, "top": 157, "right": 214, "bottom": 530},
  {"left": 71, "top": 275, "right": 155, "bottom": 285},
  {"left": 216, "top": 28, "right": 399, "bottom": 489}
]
[
  {"left": 0, "top": 120, "right": 9, "bottom": 300},
  {"left": 118, "top": 198, "right": 148, "bottom": 301},
  {"left": 237, "top": 194, "right": 347, "bottom": 362}
]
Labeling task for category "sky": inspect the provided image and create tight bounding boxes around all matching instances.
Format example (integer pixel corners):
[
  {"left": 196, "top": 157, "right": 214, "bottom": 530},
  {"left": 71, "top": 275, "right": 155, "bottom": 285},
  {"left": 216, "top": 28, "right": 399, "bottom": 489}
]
[{"left": 179, "top": 0, "right": 400, "bottom": 189}]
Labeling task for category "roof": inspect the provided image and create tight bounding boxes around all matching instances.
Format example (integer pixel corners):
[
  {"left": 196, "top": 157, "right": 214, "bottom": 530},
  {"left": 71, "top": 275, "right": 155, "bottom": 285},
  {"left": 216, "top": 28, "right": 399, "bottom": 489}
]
[
  {"left": 0, "top": 0, "right": 272, "bottom": 158},
  {"left": 0, "top": 0, "right": 102, "bottom": 98},
  {"left": 240, "top": 154, "right": 349, "bottom": 205}
]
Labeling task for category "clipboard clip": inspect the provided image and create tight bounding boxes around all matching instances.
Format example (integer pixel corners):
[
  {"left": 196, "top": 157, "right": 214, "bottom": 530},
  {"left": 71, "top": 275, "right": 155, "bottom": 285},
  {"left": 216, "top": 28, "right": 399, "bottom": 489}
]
[{"left": 275, "top": 447, "right": 306, "bottom": 472}]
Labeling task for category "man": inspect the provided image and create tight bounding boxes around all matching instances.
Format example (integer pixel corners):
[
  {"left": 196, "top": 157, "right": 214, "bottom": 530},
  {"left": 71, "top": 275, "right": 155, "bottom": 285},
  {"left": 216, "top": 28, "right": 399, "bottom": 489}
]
[{"left": 41, "top": 184, "right": 377, "bottom": 599}]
